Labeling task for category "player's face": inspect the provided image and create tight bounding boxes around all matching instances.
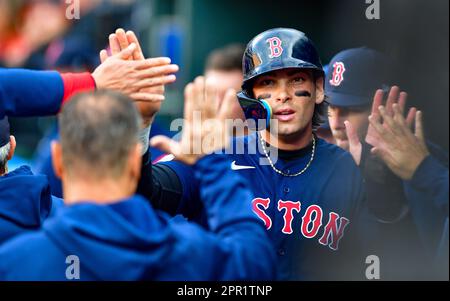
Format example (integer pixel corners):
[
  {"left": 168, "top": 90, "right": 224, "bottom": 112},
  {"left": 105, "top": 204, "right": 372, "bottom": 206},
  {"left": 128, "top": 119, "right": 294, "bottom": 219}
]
[
  {"left": 252, "top": 68, "right": 324, "bottom": 137},
  {"left": 328, "top": 104, "right": 370, "bottom": 150}
]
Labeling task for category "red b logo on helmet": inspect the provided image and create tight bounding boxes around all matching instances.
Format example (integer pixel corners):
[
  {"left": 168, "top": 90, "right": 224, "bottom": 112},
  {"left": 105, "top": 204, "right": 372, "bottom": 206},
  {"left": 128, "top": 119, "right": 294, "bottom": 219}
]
[
  {"left": 329, "top": 62, "right": 346, "bottom": 86},
  {"left": 266, "top": 37, "right": 283, "bottom": 58}
]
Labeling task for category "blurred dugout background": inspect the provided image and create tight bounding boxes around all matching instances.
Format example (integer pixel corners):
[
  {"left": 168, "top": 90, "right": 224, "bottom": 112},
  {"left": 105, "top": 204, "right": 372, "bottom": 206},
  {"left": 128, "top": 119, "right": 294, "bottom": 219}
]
[{"left": 1, "top": 0, "right": 448, "bottom": 169}]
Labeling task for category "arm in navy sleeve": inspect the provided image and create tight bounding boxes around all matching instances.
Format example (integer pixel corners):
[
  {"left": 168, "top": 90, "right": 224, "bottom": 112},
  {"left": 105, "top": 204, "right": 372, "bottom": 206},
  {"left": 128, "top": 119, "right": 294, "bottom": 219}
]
[
  {"left": 403, "top": 155, "right": 449, "bottom": 255},
  {"left": 0, "top": 69, "right": 64, "bottom": 118},
  {"left": 158, "top": 154, "right": 276, "bottom": 280},
  {"left": 0, "top": 68, "right": 95, "bottom": 118},
  {"left": 137, "top": 152, "right": 203, "bottom": 220}
]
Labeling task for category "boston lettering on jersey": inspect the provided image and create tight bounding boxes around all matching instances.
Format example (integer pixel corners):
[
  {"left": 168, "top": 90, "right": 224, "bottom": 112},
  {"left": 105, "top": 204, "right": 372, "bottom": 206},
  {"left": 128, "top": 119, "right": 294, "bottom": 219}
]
[{"left": 252, "top": 197, "right": 350, "bottom": 251}]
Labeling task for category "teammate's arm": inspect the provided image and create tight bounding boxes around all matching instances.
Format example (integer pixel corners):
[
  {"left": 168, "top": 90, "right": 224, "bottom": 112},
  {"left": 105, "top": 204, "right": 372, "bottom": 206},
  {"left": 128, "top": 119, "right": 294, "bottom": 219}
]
[
  {"left": 370, "top": 102, "right": 449, "bottom": 257},
  {"left": 150, "top": 76, "right": 275, "bottom": 280},
  {"left": 0, "top": 43, "right": 177, "bottom": 118}
]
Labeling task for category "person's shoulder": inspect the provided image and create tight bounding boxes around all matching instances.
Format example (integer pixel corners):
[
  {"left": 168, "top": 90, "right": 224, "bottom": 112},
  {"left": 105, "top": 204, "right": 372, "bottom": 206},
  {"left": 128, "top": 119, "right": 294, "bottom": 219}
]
[{"left": 0, "top": 230, "right": 50, "bottom": 260}]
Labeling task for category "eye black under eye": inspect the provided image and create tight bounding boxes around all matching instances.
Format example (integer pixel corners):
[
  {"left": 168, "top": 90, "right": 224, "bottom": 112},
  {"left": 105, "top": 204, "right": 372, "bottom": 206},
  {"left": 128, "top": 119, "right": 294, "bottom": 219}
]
[
  {"left": 293, "top": 77, "right": 305, "bottom": 83},
  {"left": 257, "top": 94, "right": 271, "bottom": 100}
]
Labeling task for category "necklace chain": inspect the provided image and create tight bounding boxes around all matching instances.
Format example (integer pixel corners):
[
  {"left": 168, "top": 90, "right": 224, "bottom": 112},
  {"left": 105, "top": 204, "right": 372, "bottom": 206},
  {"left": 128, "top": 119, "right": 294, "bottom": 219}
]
[{"left": 258, "top": 133, "right": 316, "bottom": 177}]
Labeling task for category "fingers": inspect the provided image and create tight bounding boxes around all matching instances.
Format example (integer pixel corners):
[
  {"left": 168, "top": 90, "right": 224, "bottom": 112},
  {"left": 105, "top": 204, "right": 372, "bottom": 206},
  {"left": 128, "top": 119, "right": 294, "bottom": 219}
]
[
  {"left": 371, "top": 89, "right": 384, "bottom": 117},
  {"left": 205, "top": 77, "right": 219, "bottom": 116},
  {"left": 115, "top": 43, "right": 137, "bottom": 60},
  {"left": 136, "top": 63, "right": 179, "bottom": 79},
  {"left": 133, "top": 57, "right": 173, "bottom": 70},
  {"left": 184, "top": 83, "right": 194, "bottom": 124},
  {"left": 398, "top": 91, "right": 408, "bottom": 115},
  {"left": 219, "top": 89, "right": 237, "bottom": 119},
  {"left": 99, "top": 50, "right": 108, "bottom": 64},
  {"left": 134, "top": 75, "right": 177, "bottom": 89},
  {"left": 392, "top": 103, "right": 407, "bottom": 128},
  {"left": 115, "top": 28, "right": 131, "bottom": 60},
  {"left": 415, "top": 110, "right": 425, "bottom": 142},
  {"left": 129, "top": 93, "right": 165, "bottom": 102},
  {"left": 378, "top": 105, "right": 396, "bottom": 131},
  {"left": 150, "top": 136, "right": 182, "bottom": 158},
  {"left": 406, "top": 107, "right": 417, "bottom": 129},
  {"left": 368, "top": 113, "right": 386, "bottom": 137},
  {"left": 126, "top": 30, "right": 145, "bottom": 60},
  {"left": 385, "top": 86, "right": 400, "bottom": 115},
  {"left": 192, "top": 76, "right": 206, "bottom": 113},
  {"left": 109, "top": 34, "right": 121, "bottom": 56}
]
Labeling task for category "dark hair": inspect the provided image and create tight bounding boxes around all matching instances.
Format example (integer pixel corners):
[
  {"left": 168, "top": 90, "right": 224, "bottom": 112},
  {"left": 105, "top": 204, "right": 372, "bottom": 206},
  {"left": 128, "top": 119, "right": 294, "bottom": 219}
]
[
  {"left": 205, "top": 43, "right": 246, "bottom": 72},
  {"left": 58, "top": 90, "right": 141, "bottom": 178}
]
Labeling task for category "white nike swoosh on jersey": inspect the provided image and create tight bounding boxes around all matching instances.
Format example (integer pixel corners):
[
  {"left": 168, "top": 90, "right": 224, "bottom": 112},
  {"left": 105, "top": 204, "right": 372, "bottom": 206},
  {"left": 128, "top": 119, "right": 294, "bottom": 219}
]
[{"left": 231, "top": 161, "right": 256, "bottom": 170}]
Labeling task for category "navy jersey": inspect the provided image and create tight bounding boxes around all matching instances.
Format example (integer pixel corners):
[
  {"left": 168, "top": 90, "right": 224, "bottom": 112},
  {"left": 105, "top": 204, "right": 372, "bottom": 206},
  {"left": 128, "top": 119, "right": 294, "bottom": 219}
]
[
  {"left": 0, "top": 69, "right": 63, "bottom": 118},
  {"left": 403, "top": 154, "right": 449, "bottom": 274},
  {"left": 0, "top": 166, "right": 61, "bottom": 244},
  {"left": 158, "top": 133, "right": 367, "bottom": 280},
  {"left": 0, "top": 155, "right": 275, "bottom": 281}
]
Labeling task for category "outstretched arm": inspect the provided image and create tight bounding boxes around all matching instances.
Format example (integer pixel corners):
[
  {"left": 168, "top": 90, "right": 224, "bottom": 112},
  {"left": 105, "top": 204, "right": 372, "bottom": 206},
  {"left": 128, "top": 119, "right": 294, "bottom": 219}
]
[
  {"left": 151, "top": 77, "right": 275, "bottom": 280},
  {"left": 1, "top": 43, "right": 177, "bottom": 118}
]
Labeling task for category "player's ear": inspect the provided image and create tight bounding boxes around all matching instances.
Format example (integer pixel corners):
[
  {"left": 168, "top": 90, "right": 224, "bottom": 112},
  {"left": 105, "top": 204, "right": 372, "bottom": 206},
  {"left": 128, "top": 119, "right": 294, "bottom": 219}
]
[
  {"left": 7, "top": 135, "right": 16, "bottom": 160},
  {"left": 315, "top": 76, "right": 325, "bottom": 105},
  {"left": 51, "top": 141, "right": 64, "bottom": 179},
  {"left": 127, "top": 142, "right": 142, "bottom": 181}
]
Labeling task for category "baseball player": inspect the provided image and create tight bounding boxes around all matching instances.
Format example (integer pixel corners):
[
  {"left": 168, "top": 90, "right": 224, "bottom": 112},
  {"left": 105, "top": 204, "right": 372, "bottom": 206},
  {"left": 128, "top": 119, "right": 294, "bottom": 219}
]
[
  {"left": 137, "top": 28, "right": 369, "bottom": 280},
  {"left": 0, "top": 89, "right": 275, "bottom": 280},
  {"left": 326, "top": 47, "right": 449, "bottom": 279}
]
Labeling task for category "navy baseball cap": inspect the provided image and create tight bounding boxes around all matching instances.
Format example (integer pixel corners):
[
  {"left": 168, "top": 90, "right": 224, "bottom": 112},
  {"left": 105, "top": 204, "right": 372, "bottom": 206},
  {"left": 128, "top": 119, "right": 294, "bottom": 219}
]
[
  {"left": 0, "top": 117, "right": 10, "bottom": 148},
  {"left": 325, "top": 47, "right": 391, "bottom": 107}
]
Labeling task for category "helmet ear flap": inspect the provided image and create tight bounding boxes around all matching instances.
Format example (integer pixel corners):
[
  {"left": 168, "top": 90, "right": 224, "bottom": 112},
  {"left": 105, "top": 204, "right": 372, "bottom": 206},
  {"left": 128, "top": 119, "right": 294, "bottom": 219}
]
[{"left": 236, "top": 91, "right": 272, "bottom": 131}]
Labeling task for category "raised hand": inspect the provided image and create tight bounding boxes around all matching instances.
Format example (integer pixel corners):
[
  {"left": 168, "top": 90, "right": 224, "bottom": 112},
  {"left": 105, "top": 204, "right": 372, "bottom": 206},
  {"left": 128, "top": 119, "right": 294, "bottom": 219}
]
[
  {"left": 99, "top": 29, "right": 179, "bottom": 124},
  {"left": 369, "top": 103, "right": 429, "bottom": 180},
  {"left": 345, "top": 86, "right": 415, "bottom": 165},
  {"left": 150, "top": 77, "right": 235, "bottom": 165}
]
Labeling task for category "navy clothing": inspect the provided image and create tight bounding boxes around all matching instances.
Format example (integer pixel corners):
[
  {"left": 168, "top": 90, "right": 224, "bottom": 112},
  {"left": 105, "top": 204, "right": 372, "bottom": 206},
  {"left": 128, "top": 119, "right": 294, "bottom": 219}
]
[
  {"left": 0, "top": 69, "right": 63, "bottom": 118},
  {"left": 0, "top": 166, "right": 53, "bottom": 244},
  {"left": 404, "top": 155, "right": 449, "bottom": 261},
  {"left": 0, "top": 155, "right": 275, "bottom": 280},
  {"left": 157, "top": 133, "right": 367, "bottom": 280},
  {"left": 356, "top": 140, "right": 449, "bottom": 280}
]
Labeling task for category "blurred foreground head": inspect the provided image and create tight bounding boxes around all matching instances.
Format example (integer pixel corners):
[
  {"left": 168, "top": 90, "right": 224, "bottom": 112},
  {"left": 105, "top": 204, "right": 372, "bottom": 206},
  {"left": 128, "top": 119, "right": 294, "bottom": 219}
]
[
  {"left": 205, "top": 43, "right": 246, "bottom": 123},
  {"left": 52, "top": 90, "right": 142, "bottom": 195}
]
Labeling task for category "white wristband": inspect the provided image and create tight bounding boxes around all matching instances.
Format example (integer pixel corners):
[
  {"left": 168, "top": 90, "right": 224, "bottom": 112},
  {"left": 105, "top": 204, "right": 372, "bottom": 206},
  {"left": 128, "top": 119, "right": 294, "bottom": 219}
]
[{"left": 139, "top": 124, "right": 151, "bottom": 155}]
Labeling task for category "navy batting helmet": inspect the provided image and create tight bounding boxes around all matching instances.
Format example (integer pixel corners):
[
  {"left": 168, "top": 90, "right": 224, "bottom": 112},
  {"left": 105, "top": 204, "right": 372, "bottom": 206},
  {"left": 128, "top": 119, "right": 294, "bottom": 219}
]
[{"left": 237, "top": 28, "right": 324, "bottom": 130}]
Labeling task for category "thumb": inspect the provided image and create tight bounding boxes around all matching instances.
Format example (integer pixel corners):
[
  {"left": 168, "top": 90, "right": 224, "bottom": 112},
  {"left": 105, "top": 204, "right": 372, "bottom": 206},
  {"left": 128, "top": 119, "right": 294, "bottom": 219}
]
[
  {"left": 99, "top": 50, "right": 108, "bottom": 64},
  {"left": 219, "top": 88, "right": 237, "bottom": 120},
  {"left": 344, "top": 120, "right": 361, "bottom": 148},
  {"left": 116, "top": 43, "right": 137, "bottom": 60},
  {"left": 150, "top": 135, "right": 181, "bottom": 157},
  {"left": 344, "top": 120, "right": 362, "bottom": 165}
]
